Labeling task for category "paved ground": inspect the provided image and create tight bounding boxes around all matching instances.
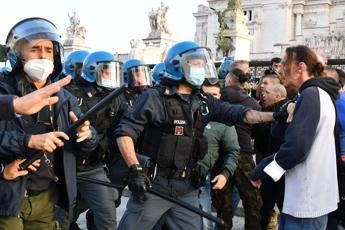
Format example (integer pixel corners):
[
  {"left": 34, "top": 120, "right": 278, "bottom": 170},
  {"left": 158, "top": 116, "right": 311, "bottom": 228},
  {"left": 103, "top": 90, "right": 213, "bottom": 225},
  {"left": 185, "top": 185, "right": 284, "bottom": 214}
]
[{"left": 76, "top": 194, "right": 245, "bottom": 229}]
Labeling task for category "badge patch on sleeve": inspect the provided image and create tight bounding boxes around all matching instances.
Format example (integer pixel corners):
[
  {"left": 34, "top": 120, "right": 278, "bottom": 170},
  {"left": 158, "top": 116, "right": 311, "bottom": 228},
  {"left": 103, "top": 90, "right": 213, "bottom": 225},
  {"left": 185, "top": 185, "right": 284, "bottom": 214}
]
[{"left": 174, "top": 126, "right": 184, "bottom": 135}]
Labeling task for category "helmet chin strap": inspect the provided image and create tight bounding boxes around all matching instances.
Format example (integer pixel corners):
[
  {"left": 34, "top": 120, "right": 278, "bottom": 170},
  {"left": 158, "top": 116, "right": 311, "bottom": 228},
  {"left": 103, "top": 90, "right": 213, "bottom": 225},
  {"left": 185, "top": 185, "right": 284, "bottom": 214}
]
[
  {"left": 181, "top": 77, "right": 200, "bottom": 90},
  {"left": 19, "top": 52, "right": 26, "bottom": 63},
  {"left": 177, "top": 82, "right": 194, "bottom": 94},
  {"left": 127, "top": 85, "right": 144, "bottom": 94},
  {"left": 137, "top": 85, "right": 146, "bottom": 92}
]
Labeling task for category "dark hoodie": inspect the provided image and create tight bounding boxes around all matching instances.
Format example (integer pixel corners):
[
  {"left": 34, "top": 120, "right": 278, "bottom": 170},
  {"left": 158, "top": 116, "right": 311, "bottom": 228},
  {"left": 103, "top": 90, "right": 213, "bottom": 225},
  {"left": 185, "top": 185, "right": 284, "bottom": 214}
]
[
  {"left": 265, "top": 76, "right": 339, "bottom": 171},
  {"left": 299, "top": 77, "right": 340, "bottom": 102},
  {"left": 300, "top": 76, "right": 341, "bottom": 153},
  {"left": 221, "top": 85, "right": 261, "bottom": 154}
]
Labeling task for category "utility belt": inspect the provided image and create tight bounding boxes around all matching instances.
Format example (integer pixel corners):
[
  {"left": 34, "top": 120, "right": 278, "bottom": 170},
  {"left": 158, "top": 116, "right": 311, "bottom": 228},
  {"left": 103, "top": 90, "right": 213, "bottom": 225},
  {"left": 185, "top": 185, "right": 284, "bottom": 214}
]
[
  {"left": 77, "top": 155, "right": 104, "bottom": 167},
  {"left": 138, "top": 154, "right": 195, "bottom": 181},
  {"left": 77, "top": 146, "right": 108, "bottom": 168},
  {"left": 157, "top": 166, "right": 192, "bottom": 180}
]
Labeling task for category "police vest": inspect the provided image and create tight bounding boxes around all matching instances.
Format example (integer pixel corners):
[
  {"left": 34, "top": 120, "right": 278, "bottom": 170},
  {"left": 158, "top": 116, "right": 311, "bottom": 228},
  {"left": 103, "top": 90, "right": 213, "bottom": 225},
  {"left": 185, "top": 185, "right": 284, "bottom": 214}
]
[
  {"left": 67, "top": 84, "right": 117, "bottom": 168},
  {"left": 140, "top": 91, "right": 210, "bottom": 170},
  {"left": 123, "top": 89, "right": 139, "bottom": 108}
]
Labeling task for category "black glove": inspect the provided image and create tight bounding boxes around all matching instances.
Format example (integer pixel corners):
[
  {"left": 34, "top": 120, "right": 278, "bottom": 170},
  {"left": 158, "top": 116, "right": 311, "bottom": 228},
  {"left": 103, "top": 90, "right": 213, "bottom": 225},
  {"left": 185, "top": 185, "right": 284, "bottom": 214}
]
[
  {"left": 250, "top": 155, "right": 274, "bottom": 181},
  {"left": 128, "top": 164, "right": 151, "bottom": 202},
  {"left": 190, "top": 164, "right": 208, "bottom": 188},
  {"left": 273, "top": 100, "right": 291, "bottom": 123}
]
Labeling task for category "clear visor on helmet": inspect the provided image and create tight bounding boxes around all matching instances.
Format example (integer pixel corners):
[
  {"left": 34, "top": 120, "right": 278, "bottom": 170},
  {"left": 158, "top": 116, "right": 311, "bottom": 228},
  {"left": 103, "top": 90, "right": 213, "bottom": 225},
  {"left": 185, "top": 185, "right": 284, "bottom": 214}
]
[
  {"left": 181, "top": 48, "right": 218, "bottom": 84},
  {"left": 7, "top": 19, "right": 62, "bottom": 57},
  {"left": 128, "top": 66, "right": 152, "bottom": 87},
  {"left": 95, "top": 61, "right": 122, "bottom": 89}
]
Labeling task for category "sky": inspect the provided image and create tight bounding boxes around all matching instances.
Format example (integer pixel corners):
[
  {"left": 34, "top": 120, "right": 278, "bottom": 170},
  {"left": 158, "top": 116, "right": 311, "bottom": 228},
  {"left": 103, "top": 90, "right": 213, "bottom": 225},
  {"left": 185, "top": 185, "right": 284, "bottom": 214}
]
[{"left": 1, "top": 0, "right": 208, "bottom": 54}]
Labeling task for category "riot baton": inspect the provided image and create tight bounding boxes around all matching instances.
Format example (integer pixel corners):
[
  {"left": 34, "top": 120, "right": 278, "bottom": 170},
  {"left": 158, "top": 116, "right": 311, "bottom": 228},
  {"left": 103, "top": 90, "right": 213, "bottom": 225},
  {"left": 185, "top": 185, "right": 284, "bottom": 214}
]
[
  {"left": 77, "top": 176, "right": 225, "bottom": 226},
  {"left": 20, "top": 85, "right": 126, "bottom": 170}
]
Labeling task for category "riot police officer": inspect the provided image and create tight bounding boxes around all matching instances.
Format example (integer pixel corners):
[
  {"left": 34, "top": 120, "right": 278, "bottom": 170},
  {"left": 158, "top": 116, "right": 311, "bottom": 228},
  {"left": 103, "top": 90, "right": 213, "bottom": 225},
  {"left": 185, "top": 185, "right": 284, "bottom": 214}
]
[
  {"left": 63, "top": 50, "right": 90, "bottom": 83},
  {"left": 121, "top": 58, "right": 152, "bottom": 106},
  {"left": 65, "top": 51, "right": 128, "bottom": 230},
  {"left": 108, "top": 58, "right": 152, "bottom": 205},
  {"left": 62, "top": 50, "right": 97, "bottom": 110},
  {"left": 151, "top": 62, "right": 165, "bottom": 86},
  {"left": 115, "top": 41, "right": 276, "bottom": 230},
  {"left": 0, "top": 66, "right": 12, "bottom": 77},
  {"left": 0, "top": 17, "right": 97, "bottom": 229}
]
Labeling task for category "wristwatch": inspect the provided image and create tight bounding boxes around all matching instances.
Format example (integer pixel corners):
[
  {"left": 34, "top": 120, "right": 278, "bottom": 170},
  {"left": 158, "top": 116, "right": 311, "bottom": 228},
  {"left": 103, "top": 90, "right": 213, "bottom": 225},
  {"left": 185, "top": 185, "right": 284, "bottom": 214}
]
[{"left": 129, "top": 164, "right": 143, "bottom": 172}]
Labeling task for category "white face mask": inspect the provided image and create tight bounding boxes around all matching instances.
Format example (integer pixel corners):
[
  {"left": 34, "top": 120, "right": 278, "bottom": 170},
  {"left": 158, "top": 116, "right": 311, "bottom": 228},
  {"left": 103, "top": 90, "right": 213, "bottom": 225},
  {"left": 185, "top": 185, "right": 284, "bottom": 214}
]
[
  {"left": 24, "top": 59, "right": 54, "bottom": 82},
  {"left": 100, "top": 79, "right": 117, "bottom": 89}
]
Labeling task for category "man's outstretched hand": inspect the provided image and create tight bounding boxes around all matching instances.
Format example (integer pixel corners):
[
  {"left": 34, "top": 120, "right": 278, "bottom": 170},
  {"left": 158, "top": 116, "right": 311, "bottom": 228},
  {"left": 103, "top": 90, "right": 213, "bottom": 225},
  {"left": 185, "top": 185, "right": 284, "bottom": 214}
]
[{"left": 13, "top": 75, "right": 71, "bottom": 115}]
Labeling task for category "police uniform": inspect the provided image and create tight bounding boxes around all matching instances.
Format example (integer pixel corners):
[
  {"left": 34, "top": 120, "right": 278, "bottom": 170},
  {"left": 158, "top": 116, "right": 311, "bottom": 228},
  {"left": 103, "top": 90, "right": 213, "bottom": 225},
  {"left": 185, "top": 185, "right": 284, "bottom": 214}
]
[
  {"left": 0, "top": 72, "right": 98, "bottom": 230},
  {"left": 66, "top": 82, "right": 129, "bottom": 230},
  {"left": 0, "top": 95, "right": 17, "bottom": 120},
  {"left": 0, "top": 17, "right": 98, "bottom": 230},
  {"left": 108, "top": 88, "right": 139, "bottom": 205},
  {"left": 115, "top": 85, "right": 249, "bottom": 230}
]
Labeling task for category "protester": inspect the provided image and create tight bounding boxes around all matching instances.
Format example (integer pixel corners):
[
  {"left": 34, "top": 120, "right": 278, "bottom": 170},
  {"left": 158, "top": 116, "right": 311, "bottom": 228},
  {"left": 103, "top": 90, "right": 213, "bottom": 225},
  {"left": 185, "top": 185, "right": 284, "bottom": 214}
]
[
  {"left": 221, "top": 67, "right": 263, "bottom": 230},
  {"left": 251, "top": 45, "right": 339, "bottom": 230}
]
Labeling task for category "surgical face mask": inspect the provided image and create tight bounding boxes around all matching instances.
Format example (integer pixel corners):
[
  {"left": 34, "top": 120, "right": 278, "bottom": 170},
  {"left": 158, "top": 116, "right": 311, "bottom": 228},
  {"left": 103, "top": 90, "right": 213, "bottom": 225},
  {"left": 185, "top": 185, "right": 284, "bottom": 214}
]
[
  {"left": 100, "top": 78, "right": 117, "bottom": 89},
  {"left": 187, "top": 67, "right": 206, "bottom": 87},
  {"left": 24, "top": 59, "right": 54, "bottom": 82}
]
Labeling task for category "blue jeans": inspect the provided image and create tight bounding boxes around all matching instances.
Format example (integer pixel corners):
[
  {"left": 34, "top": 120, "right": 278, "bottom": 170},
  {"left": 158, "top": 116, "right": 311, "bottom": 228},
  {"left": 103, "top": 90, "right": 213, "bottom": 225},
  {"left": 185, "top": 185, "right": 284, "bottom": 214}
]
[
  {"left": 77, "top": 166, "right": 118, "bottom": 230},
  {"left": 199, "top": 175, "right": 214, "bottom": 230},
  {"left": 55, "top": 166, "right": 118, "bottom": 230},
  {"left": 119, "top": 186, "right": 202, "bottom": 230},
  {"left": 278, "top": 213, "right": 328, "bottom": 230},
  {"left": 231, "top": 185, "right": 240, "bottom": 215}
]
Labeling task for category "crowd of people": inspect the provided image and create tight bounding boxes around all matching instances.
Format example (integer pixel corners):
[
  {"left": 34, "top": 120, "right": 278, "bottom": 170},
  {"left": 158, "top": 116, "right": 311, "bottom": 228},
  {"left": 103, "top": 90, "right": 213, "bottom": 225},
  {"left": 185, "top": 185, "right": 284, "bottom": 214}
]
[{"left": 0, "top": 17, "right": 344, "bottom": 230}]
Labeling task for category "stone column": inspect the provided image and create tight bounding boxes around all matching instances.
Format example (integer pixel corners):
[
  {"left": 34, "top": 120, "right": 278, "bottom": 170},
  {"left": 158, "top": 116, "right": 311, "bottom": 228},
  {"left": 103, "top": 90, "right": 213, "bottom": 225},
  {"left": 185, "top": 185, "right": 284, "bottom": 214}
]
[
  {"left": 295, "top": 13, "right": 302, "bottom": 36},
  {"left": 293, "top": 5, "right": 304, "bottom": 39}
]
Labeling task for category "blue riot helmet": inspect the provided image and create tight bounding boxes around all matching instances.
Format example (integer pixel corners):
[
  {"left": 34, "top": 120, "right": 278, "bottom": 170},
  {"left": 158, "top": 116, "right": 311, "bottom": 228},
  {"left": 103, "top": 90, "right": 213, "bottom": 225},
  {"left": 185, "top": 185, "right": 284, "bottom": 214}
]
[
  {"left": 152, "top": 62, "right": 165, "bottom": 85},
  {"left": 123, "top": 59, "right": 152, "bottom": 92},
  {"left": 218, "top": 57, "right": 233, "bottom": 79},
  {"left": 164, "top": 41, "right": 218, "bottom": 87},
  {"left": 0, "top": 66, "right": 12, "bottom": 75},
  {"left": 63, "top": 50, "right": 89, "bottom": 79},
  {"left": 83, "top": 51, "right": 122, "bottom": 88},
  {"left": 5, "top": 17, "right": 63, "bottom": 76}
]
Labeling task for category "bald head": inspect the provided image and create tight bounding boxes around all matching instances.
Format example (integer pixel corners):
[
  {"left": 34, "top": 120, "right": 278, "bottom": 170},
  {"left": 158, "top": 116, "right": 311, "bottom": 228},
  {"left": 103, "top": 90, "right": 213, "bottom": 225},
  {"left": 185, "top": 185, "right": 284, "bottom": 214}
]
[{"left": 262, "top": 84, "right": 287, "bottom": 107}]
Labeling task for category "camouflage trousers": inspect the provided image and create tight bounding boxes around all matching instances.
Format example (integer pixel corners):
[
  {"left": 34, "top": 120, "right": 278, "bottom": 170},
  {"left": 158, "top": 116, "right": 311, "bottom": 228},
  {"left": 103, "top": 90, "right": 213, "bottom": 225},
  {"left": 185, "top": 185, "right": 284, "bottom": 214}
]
[
  {"left": 0, "top": 186, "right": 58, "bottom": 230},
  {"left": 260, "top": 176, "right": 284, "bottom": 230},
  {"left": 212, "top": 153, "right": 262, "bottom": 230}
]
